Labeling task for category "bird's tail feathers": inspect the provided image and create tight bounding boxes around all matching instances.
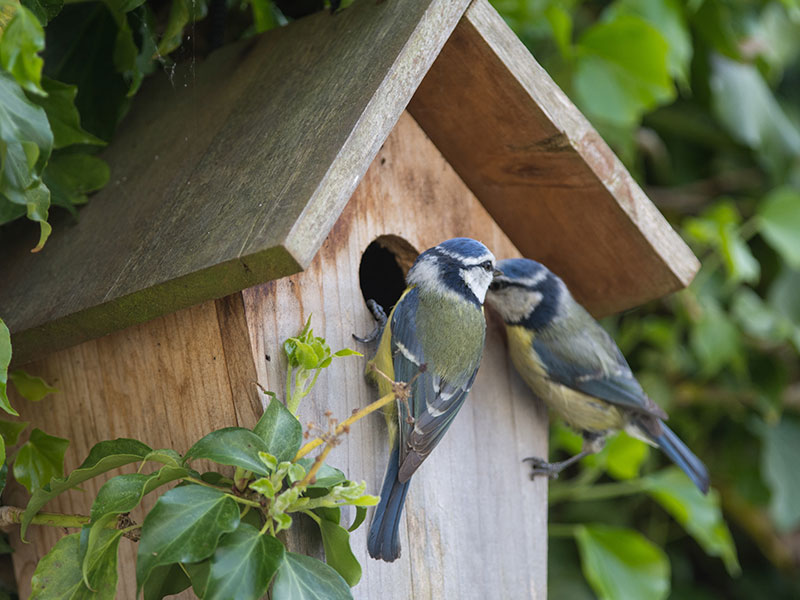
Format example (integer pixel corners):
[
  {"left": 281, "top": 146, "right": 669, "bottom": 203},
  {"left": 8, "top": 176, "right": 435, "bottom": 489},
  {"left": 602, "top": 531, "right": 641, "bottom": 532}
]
[
  {"left": 653, "top": 422, "right": 710, "bottom": 494},
  {"left": 367, "top": 446, "right": 411, "bottom": 562}
]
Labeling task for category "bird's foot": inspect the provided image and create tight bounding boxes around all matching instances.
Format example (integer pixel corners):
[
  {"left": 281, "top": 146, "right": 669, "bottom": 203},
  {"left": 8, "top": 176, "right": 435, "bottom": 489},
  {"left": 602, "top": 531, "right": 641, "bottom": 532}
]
[
  {"left": 353, "top": 299, "right": 388, "bottom": 343},
  {"left": 523, "top": 456, "right": 561, "bottom": 480}
]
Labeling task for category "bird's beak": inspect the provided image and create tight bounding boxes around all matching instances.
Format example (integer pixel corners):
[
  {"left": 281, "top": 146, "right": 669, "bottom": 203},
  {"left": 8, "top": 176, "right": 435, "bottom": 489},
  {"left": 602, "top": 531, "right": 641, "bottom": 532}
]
[{"left": 493, "top": 268, "right": 503, "bottom": 278}]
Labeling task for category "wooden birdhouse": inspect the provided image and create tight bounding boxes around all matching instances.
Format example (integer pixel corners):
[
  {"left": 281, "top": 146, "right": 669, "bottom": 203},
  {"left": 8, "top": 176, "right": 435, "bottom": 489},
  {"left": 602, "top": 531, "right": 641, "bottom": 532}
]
[{"left": 0, "top": 0, "right": 698, "bottom": 598}]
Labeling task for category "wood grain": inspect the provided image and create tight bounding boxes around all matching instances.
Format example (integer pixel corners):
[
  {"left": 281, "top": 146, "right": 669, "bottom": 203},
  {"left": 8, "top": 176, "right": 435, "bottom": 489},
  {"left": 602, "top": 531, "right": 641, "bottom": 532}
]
[
  {"left": 4, "top": 300, "right": 252, "bottom": 599},
  {"left": 242, "top": 112, "right": 549, "bottom": 599},
  {"left": 409, "top": 0, "right": 700, "bottom": 316},
  {"left": 0, "top": 0, "right": 472, "bottom": 366}
]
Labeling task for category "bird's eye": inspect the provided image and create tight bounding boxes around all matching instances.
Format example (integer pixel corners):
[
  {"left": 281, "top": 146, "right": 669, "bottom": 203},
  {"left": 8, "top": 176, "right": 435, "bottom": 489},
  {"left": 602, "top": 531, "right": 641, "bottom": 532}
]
[
  {"left": 489, "top": 281, "right": 500, "bottom": 291},
  {"left": 480, "top": 261, "right": 493, "bottom": 272}
]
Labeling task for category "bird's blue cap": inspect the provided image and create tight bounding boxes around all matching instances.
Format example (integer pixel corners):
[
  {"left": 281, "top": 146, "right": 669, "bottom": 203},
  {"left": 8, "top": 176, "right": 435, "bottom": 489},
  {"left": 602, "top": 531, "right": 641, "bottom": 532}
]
[
  {"left": 435, "top": 237, "right": 493, "bottom": 259},
  {"left": 496, "top": 257, "right": 546, "bottom": 283}
]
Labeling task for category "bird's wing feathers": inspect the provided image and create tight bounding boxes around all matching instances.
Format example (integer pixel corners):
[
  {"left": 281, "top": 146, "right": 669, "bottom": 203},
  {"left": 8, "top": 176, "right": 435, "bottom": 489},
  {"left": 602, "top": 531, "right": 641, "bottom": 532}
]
[
  {"left": 533, "top": 319, "right": 667, "bottom": 419},
  {"left": 388, "top": 288, "right": 480, "bottom": 482}
]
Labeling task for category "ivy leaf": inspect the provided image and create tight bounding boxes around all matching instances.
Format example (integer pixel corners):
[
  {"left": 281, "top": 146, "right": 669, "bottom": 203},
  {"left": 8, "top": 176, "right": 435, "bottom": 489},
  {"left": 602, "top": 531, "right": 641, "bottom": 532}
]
[
  {"left": 21, "top": 438, "right": 152, "bottom": 540},
  {"left": 348, "top": 506, "right": 367, "bottom": 532},
  {"left": 90, "top": 466, "right": 188, "bottom": 523},
  {"left": 296, "top": 459, "right": 346, "bottom": 489},
  {"left": 601, "top": 432, "right": 649, "bottom": 480},
  {"left": 30, "top": 77, "right": 105, "bottom": 147},
  {"left": 142, "top": 563, "right": 191, "bottom": 600},
  {"left": 0, "top": 1, "right": 45, "bottom": 95},
  {"left": 0, "top": 418, "right": 29, "bottom": 446},
  {"left": 574, "top": 524, "right": 669, "bottom": 600},
  {"left": 157, "top": 0, "right": 208, "bottom": 56},
  {"left": 44, "top": 152, "right": 110, "bottom": 213},
  {"left": 761, "top": 416, "right": 800, "bottom": 533},
  {"left": 0, "top": 70, "right": 53, "bottom": 249},
  {"left": 13, "top": 428, "right": 69, "bottom": 494},
  {"left": 689, "top": 295, "right": 741, "bottom": 377},
  {"left": 332, "top": 348, "right": 362, "bottom": 358},
  {"left": 183, "top": 427, "right": 272, "bottom": 475},
  {"left": 136, "top": 485, "right": 240, "bottom": 592},
  {"left": 0, "top": 319, "right": 16, "bottom": 416},
  {"left": 20, "top": 0, "right": 64, "bottom": 25},
  {"left": 204, "top": 524, "right": 284, "bottom": 600},
  {"left": 8, "top": 369, "right": 56, "bottom": 402},
  {"left": 758, "top": 187, "right": 800, "bottom": 269},
  {"left": 79, "top": 521, "right": 123, "bottom": 594},
  {"left": 253, "top": 398, "right": 302, "bottom": 463},
  {"left": 30, "top": 532, "right": 115, "bottom": 599},
  {"left": 315, "top": 512, "right": 361, "bottom": 586},
  {"left": 272, "top": 552, "right": 353, "bottom": 600},
  {"left": 574, "top": 14, "right": 674, "bottom": 128},
  {"left": 645, "top": 467, "right": 740, "bottom": 575}
]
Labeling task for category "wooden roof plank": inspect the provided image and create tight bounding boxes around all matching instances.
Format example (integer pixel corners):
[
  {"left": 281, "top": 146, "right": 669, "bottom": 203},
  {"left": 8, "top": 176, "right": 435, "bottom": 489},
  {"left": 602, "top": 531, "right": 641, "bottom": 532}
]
[
  {"left": 0, "top": 0, "right": 471, "bottom": 365},
  {"left": 408, "top": 0, "right": 700, "bottom": 316}
]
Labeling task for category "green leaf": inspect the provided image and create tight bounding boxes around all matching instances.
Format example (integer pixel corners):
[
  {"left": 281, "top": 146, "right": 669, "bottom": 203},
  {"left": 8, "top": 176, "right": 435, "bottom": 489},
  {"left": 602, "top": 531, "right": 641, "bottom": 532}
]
[
  {"left": 316, "top": 514, "right": 361, "bottom": 586},
  {"left": 30, "top": 532, "right": 116, "bottom": 599},
  {"left": 0, "top": 419, "right": 27, "bottom": 446},
  {"left": 645, "top": 467, "right": 740, "bottom": 575},
  {"left": 731, "top": 287, "right": 794, "bottom": 342},
  {"left": 606, "top": 0, "right": 692, "bottom": 86},
  {"left": 30, "top": 77, "right": 105, "bottom": 148},
  {"left": 142, "top": 448, "right": 183, "bottom": 467},
  {"left": 575, "top": 14, "right": 674, "bottom": 127},
  {"left": 0, "top": 70, "right": 53, "bottom": 249},
  {"left": 8, "top": 369, "right": 56, "bottom": 402},
  {"left": 21, "top": 438, "right": 152, "bottom": 540},
  {"left": 689, "top": 295, "right": 741, "bottom": 376},
  {"left": 759, "top": 187, "right": 800, "bottom": 269},
  {"left": 574, "top": 524, "right": 669, "bottom": 600},
  {"left": 136, "top": 484, "right": 240, "bottom": 591},
  {"left": 0, "top": 1, "right": 45, "bottom": 95},
  {"left": 183, "top": 427, "right": 272, "bottom": 475},
  {"left": 348, "top": 506, "right": 367, "bottom": 532},
  {"left": 710, "top": 56, "right": 800, "bottom": 179},
  {"left": 80, "top": 521, "right": 123, "bottom": 593},
  {"left": 297, "top": 459, "right": 346, "bottom": 489},
  {"left": 21, "top": 0, "right": 64, "bottom": 25},
  {"left": 204, "top": 524, "right": 284, "bottom": 600},
  {"left": 142, "top": 563, "right": 191, "bottom": 600},
  {"left": 253, "top": 398, "right": 303, "bottom": 463},
  {"left": 332, "top": 348, "right": 362, "bottom": 357},
  {"left": 603, "top": 432, "right": 649, "bottom": 480},
  {"left": 13, "top": 428, "right": 69, "bottom": 494},
  {"left": 90, "top": 466, "right": 188, "bottom": 523},
  {"left": 295, "top": 341, "right": 319, "bottom": 369},
  {"left": 0, "top": 319, "right": 16, "bottom": 416},
  {"left": 272, "top": 551, "right": 353, "bottom": 600},
  {"left": 761, "top": 416, "right": 800, "bottom": 533},
  {"left": 45, "top": 152, "right": 110, "bottom": 212},
  {"left": 157, "top": 0, "right": 207, "bottom": 56}
]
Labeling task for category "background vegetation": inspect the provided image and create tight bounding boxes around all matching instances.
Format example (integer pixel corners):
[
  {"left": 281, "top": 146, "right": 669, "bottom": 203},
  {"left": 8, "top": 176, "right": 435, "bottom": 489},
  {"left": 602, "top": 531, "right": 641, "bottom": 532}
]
[{"left": 1, "top": 0, "right": 799, "bottom": 598}]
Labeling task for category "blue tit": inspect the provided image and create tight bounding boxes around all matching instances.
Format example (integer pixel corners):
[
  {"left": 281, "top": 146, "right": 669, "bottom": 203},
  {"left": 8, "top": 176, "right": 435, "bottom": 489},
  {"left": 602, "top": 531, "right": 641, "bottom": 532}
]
[
  {"left": 485, "top": 258, "right": 709, "bottom": 494},
  {"left": 365, "top": 237, "right": 500, "bottom": 562}
]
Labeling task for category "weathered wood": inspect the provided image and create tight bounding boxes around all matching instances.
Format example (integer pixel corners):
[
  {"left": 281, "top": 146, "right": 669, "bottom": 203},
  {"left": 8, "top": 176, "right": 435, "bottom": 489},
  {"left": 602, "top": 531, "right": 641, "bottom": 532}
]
[
  {"left": 5, "top": 299, "right": 254, "bottom": 599},
  {"left": 243, "top": 113, "right": 548, "bottom": 599},
  {"left": 409, "top": 0, "right": 700, "bottom": 316},
  {"left": 0, "top": 0, "right": 472, "bottom": 366}
]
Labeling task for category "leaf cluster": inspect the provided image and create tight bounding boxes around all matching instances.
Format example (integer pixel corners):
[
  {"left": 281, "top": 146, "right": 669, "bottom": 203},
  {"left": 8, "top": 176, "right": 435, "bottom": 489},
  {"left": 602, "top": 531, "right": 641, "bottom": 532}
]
[
  {"left": 20, "top": 320, "right": 370, "bottom": 599},
  {"left": 493, "top": 0, "right": 800, "bottom": 598}
]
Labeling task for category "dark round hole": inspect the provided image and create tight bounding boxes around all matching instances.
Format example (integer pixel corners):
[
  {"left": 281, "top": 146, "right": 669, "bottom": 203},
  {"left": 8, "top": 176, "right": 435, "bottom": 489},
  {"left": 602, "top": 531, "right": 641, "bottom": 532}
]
[{"left": 358, "top": 235, "right": 419, "bottom": 313}]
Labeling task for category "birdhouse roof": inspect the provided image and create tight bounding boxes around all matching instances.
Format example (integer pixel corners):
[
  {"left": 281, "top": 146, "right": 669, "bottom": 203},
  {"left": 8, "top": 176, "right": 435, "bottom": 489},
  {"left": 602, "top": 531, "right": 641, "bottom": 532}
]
[{"left": 0, "top": 0, "right": 698, "bottom": 365}]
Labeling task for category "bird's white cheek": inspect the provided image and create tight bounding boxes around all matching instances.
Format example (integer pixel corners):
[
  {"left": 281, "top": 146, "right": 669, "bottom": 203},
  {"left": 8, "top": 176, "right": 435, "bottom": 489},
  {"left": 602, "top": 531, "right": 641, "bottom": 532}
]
[{"left": 461, "top": 268, "right": 491, "bottom": 304}]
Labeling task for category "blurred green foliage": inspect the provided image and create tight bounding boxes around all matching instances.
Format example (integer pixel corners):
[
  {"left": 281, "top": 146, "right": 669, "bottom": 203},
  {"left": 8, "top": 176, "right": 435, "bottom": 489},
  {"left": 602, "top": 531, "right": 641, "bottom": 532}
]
[{"left": 492, "top": 0, "right": 800, "bottom": 597}]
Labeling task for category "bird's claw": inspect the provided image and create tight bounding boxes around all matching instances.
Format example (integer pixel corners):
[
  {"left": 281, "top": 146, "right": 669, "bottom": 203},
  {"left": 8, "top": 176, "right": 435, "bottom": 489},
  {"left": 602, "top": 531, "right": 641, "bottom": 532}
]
[
  {"left": 523, "top": 456, "right": 561, "bottom": 480},
  {"left": 353, "top": 299, "right": 388, "bottom": 344}
]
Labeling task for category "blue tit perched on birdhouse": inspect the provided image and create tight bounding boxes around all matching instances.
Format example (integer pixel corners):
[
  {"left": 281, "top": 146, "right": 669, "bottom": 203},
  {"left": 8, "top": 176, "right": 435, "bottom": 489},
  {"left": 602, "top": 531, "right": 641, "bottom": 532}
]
[
  {"left": 365, "top": 237, "right": 500, "bottom": 562},
  {"left": 485, "top": 258, "right": 709, "bottom": 494}
]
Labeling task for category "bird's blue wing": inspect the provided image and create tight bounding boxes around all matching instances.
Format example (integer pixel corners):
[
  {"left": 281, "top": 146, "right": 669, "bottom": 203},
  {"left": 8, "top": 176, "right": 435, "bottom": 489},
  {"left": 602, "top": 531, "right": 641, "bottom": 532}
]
[
  {"left": 388, "top": 288, "right": 480, "bottom": 482},
  {"left": 533, "top": 322, "right": 667, "bottom": 419}
]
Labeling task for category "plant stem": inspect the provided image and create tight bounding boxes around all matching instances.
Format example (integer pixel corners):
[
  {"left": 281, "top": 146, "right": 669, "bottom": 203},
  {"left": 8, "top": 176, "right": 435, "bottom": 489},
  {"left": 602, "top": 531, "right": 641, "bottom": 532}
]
[
  {"left": 0, "top": 506, "right": 90, "bottom": 529},
  {"left": 294, "top": 391, "right": 396, "bottom": 461},
  {"left": 286, "top": 363, "right": 294, "bottom": 412},
  {"left": 548, "top": 479, "right": 646, "bottom": 504},
  {"left": 297, "top": 443, "right": 335, "bottom": 487}
]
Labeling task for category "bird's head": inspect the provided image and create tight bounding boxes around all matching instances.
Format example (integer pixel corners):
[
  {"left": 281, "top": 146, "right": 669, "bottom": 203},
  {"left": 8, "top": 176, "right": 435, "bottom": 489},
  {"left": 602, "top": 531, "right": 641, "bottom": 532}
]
[
  {"left": 407, "top": 238, "right": 499, "bottom": 306},
  {"left": 486, "top": 257, "right": 562, "bottom": 330}
]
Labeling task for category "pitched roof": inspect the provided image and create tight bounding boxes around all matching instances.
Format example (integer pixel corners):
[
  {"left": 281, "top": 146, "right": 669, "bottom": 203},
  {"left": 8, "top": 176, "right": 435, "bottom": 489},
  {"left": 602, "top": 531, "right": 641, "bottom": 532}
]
[{"left": 0, "top": 0, "right": 697, "bottom": 365}]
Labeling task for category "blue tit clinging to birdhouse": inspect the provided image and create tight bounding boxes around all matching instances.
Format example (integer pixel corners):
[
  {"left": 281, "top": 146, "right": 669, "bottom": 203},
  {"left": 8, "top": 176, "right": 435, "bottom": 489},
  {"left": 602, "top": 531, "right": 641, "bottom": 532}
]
[
  {"left": 366, "top": 237, "right": 500, "bottom": 562},
  {"left": 485, "top": 258, "right": 709, "bottom": 494}
]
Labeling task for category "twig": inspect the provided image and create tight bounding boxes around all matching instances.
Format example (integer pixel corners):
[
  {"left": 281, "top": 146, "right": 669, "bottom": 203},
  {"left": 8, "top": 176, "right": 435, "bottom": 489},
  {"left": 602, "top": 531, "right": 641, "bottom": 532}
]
[{"left": 0, "top": 506, "right": 141, "bottom": 541}]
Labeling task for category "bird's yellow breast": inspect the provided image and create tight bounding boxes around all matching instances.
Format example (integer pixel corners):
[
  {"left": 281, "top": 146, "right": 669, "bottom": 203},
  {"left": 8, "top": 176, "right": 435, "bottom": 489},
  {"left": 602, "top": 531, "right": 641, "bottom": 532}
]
[{"left": 505, "top": 325, "right": 625, "bottom": 433}]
